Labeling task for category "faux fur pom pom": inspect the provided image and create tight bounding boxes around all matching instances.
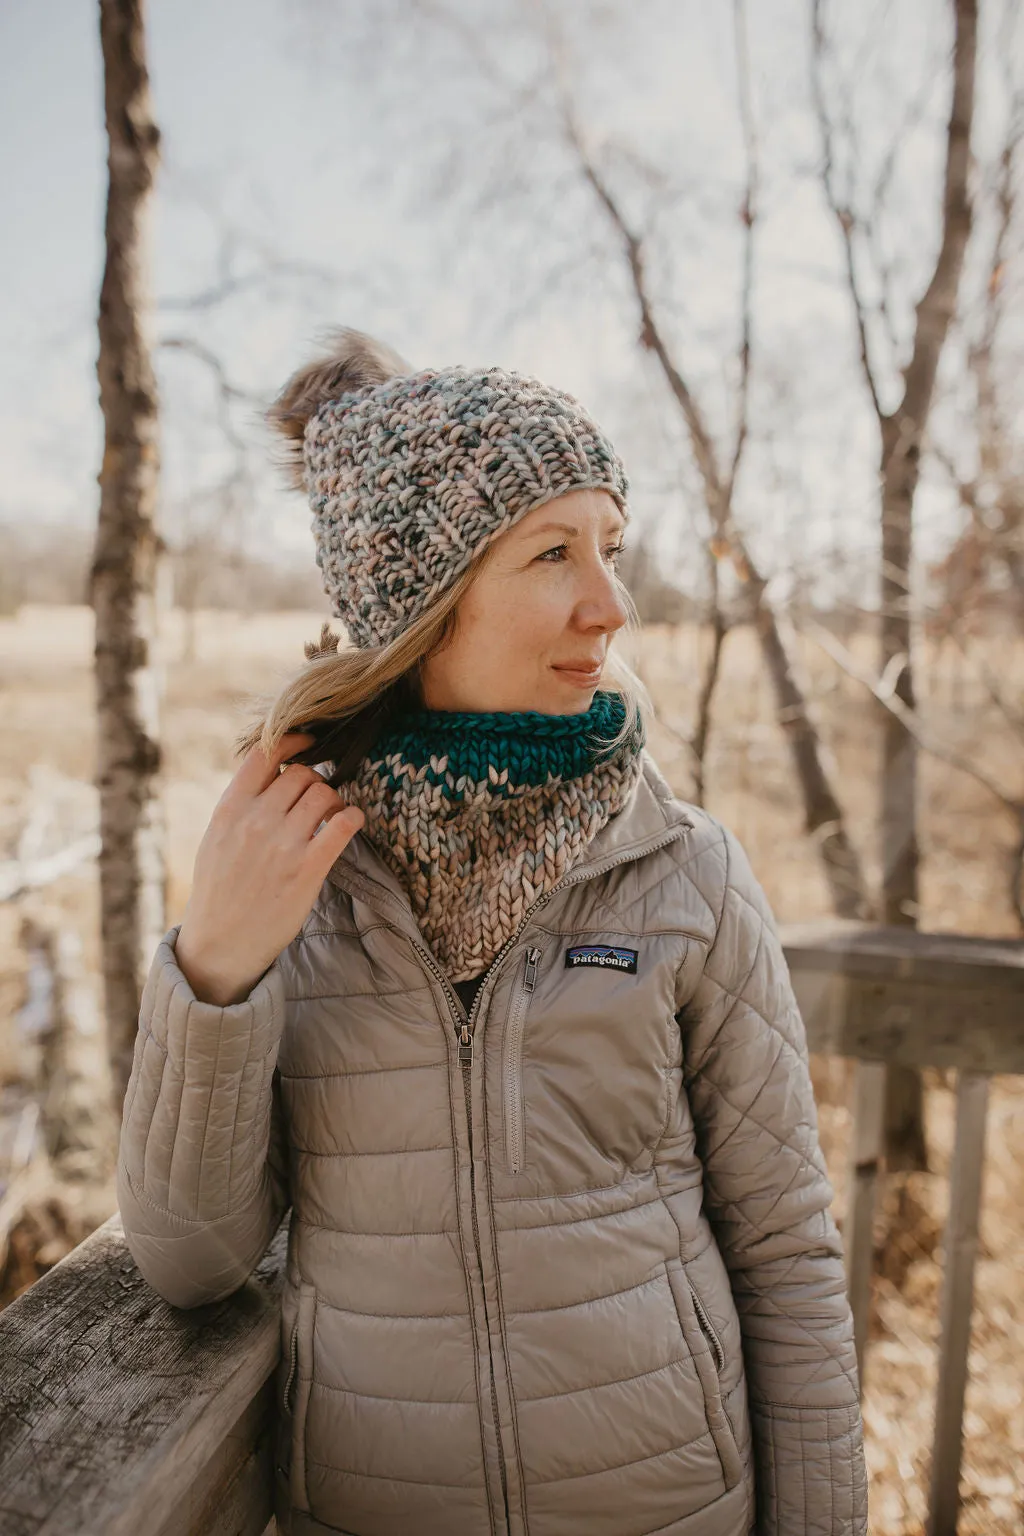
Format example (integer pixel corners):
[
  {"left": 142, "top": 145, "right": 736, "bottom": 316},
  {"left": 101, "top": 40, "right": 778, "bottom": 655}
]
[{"left": 267, "top": 328, "right": 411, "bottom": 487}]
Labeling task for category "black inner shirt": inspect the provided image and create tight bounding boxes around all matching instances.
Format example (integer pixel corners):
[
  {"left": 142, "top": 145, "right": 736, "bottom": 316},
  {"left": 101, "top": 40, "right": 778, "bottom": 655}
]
[{"left": 452, "top": 974, "right": 486, "bottom": 1017}]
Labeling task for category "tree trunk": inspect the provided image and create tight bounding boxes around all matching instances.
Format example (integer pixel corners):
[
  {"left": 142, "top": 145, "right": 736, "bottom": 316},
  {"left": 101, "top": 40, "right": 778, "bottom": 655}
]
[
  {"left": 690, "top": 562, "right": 726, "bottom": 810},
  {"left": 752, "top": 586, "right": 868, "bottom": 919},
  {"left": 877, "top": 0, "right": 976, "bottom": 1172},
  {"left": 92, "top": 0, "right": 165, "bottom": 1110}
]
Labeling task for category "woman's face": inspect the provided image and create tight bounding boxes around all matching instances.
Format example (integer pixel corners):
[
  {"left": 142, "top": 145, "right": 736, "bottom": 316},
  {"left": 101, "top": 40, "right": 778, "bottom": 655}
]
[{"left": 419, "top": 488, "right": 630, "bottom": 715}]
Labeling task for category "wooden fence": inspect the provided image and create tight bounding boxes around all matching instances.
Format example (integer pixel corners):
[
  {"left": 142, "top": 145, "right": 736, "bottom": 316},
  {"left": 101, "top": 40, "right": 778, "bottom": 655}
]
[
  {"left": 785, "top": 921, "right": 1023, "bottom": 1536},
  {"left": 0, "top": 921, "right": 1020, "bottom": 1536}
]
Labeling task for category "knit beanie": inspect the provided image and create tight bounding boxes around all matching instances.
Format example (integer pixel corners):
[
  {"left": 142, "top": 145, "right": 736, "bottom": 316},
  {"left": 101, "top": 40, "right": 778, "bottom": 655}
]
[{"left": 268, "top": 329, "right": 628, "bottom": 649}]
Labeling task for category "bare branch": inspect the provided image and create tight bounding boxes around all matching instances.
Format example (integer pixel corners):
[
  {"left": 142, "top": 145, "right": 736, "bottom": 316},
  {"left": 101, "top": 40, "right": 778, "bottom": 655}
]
[
  {"left": 725, "top": 0, "right": 757, "bottom": 512},
  {"left": 563, "top": 115, "right": 728, "bottom": 528},
  {"left": 898, "top": 0, "right": 976, "bottom": 442},
  {"left": 690, "top": 572, "right": 728, "bottom": 808},
  {"left": 158, "top": 227, "right": 340, "bottom": 314},
  {"left": 158, "top": 336, "right": 264, "bottom": 406},
  {"left": 804, "top": 618, "right": 1021, "bottom": 816},
  {"left": 158, "top": 335, "right": 265, "bottom": 472},
  {"left": 863, "top": 56, "right": 943, "bottom": 361},
  {"left": 944, "top": 624, "right": 1024, "bottom": 742},
  {"left": 810, "top": 0, "right": 887, "bottom": 423}
]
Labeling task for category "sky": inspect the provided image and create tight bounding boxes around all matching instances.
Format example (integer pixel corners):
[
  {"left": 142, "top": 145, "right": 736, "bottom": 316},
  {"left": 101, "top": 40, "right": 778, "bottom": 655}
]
[{"left": 0, "top": 0, "right": 1019, "bottom": 601}]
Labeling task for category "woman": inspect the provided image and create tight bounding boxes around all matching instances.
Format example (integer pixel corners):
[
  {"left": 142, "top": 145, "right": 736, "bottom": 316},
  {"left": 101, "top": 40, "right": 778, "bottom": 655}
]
[{"left": 118, "top": 332, "right": 866, "bottom": 1536}]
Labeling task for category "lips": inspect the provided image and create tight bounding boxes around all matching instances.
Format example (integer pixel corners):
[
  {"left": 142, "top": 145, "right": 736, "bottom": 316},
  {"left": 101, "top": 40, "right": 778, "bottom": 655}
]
[{"left": 553, "top": 660, "right": 604, "bottom": 682}]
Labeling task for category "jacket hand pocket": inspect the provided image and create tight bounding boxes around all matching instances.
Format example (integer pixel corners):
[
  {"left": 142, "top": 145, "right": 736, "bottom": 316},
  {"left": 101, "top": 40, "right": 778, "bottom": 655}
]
[
  {"left": 666, "top": 1260, "right": 743, "bottom": 1491},
  {"left": 687, "top": 1273, "right": 726, "bottom": 1375}
]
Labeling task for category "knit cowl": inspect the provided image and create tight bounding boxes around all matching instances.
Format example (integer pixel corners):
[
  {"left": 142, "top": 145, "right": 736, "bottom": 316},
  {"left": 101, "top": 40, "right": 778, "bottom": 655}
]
[{"left": 335, "top": 690, "right": 645, "bottom": 981}]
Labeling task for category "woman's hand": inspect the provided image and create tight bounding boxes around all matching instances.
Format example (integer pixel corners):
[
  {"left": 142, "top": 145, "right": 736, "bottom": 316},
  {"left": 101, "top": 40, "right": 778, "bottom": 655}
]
[{"left": 175, "top": 732, "right": 365, "bottom": 1006}]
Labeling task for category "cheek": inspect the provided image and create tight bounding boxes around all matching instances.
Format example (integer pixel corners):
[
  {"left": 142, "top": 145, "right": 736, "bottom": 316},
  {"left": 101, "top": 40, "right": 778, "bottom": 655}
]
[{"left": 465, "top": 576, "right": 566, "bottom": 651}]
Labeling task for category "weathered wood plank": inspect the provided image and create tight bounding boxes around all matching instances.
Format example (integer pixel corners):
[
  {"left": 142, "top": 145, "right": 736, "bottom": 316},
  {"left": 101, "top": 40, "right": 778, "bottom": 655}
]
[
  {"left": 782, "top": 921, "right": 1024, "bottom": 984},
  {"left": 781, "top": 922, "right": 1024, "bottom": 1072},
  {"left": 150, "top": 1380, "right": 274, "bottom": 1536},
  {"left": 0, "top": 1213, "right": 287, "bottom": 1536},
  {"left": 926, "top": 1071, "right": 990, "bottom": 1536},
  {"left": 844, "top": 1059, "right": 886, "bottom": 1391}
]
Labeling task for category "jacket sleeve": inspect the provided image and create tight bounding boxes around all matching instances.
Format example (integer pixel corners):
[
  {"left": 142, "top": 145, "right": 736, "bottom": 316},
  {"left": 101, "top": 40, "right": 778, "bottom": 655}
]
[
  {"left": 680, "top": 824, "right": 867, "bottom": 1536},
  {"left": 117, "top": 926, "right": 290, "bottom": 1309}
]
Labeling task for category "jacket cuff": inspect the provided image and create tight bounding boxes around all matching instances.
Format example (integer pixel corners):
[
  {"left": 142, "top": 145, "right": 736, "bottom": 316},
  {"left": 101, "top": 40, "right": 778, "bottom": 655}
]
[
  {"left": 753, "top": 1401, "right": 867, "bottom": 1535},
  {"left": 140, "top": 925, "right": 283, "bottom": 1055},
  {"left": 119, "top": 927, "right": 285, "bottom": 1223}
]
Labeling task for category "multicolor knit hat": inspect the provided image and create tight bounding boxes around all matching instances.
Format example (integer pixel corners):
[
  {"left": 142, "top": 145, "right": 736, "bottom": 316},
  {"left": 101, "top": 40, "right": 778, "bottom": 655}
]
[{"left": 268, "top": 330, "right": 628, "bottom": 649}]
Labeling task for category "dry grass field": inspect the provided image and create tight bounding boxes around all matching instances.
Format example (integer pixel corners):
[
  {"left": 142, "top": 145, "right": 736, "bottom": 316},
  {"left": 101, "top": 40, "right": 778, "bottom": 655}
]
[{"left": 1, "top": 603, "right": 1021, "bottom": 1535}]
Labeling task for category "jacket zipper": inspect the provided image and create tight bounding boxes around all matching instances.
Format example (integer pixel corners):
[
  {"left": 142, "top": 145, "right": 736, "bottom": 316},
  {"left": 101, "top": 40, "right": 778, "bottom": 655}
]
[
  {"left": 461, "top": 1035, "right": 510, "bottom": 1525},
  {"left": 398, "top": 819, "right": 693, "bottom": 1529},
  {"left": 688, "top": 1275, "right": 726, "bottom": 1374},
  {"left": 451, "top": 818, "right": 694, "bottom": 1038},
  {"left": 503, "top": 946, "right": 541, "bottom": 1173},
  {"left": 412, "top": 943, "right": 511, "bottom": 1526},
  {"left": 283, "top": 1318, "right": 299, "bottom": 1414}
]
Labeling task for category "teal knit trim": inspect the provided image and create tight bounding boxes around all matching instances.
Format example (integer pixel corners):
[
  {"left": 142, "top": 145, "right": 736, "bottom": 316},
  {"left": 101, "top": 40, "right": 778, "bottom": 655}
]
[{"left": 368, "top": 690, "right": 644, "bottom": 797}]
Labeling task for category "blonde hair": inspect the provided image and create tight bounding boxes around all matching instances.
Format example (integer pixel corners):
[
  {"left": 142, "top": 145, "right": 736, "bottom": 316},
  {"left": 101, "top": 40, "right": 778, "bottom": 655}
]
[{"left": 239, "top": 552, "right": 650, "bottom": 783}]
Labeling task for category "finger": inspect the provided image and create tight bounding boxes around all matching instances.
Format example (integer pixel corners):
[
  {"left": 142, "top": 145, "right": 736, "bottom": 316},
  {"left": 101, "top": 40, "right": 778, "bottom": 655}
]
[
  {"left": 264, "top": 762, "right": 324, "bottom": 814},
  {"left": 303, "top": 804, "right": 365, "bottom": 875},
  {"left": 287, "top": 779, "right": 345, "bottom": 839},
  {"left": 229, "top": 733, "right": 316, "bottom": 801}
]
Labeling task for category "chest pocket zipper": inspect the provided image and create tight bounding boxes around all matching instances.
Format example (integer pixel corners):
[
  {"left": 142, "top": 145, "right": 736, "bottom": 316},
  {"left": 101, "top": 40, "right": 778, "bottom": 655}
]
[{"left": 503, "top": 946, "right": 541, "bottom": 1173}]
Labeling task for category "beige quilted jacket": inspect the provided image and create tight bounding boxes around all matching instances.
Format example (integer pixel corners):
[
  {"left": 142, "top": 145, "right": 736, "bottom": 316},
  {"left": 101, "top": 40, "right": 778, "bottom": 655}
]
[{"left": 118, "top": 752, "right": 867, "bottom": 1536}]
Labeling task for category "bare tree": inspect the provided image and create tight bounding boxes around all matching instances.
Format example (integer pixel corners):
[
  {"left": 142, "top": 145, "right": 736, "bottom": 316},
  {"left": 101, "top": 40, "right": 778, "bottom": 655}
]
[
  {"left": 811, "top": 0, "right": 977, "bottom": 1171},
  {"left": 91, "top": 0, "right": 166, "bottom": 1107},
  {"left": 556, "top": 2, "right": 868, "bottom": 916}
]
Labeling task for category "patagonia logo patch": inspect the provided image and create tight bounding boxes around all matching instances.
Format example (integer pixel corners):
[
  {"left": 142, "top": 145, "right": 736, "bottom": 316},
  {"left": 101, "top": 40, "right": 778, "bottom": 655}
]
[{"left": 565, "top": 944, "right": 638, "bottom": 974}]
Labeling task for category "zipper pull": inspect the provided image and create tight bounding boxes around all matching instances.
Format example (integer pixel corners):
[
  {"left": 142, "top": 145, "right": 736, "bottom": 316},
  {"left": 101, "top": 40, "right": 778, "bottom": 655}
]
[
  {"left": 457, "top": 1022, "right": 473, "bottom": 1067},
  {"left": 524, "top": 947, "right": 541, "bottom": 992}
]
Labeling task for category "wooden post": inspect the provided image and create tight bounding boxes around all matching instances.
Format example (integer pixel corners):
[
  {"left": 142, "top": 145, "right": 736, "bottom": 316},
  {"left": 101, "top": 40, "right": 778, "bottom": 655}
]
[
  {"left": 926, "top": 1069, "right": 990, "bottom": 1536},
  {"left": 844, "top": 1059, "right": 887, "bottom": 1390}
]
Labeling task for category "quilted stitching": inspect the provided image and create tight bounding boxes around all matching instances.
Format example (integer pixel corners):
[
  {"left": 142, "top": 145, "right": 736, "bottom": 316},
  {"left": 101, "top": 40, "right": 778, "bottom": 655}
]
[
  {"left": 678, "top": 822, "right": 867, "bottom": 1531},
  {"left": 118, "top": 762, "right": 866, "bottom": 1534}
]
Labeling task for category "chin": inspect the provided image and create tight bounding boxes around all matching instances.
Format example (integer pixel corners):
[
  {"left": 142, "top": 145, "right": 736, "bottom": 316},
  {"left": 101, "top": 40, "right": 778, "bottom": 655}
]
[{"left": 546, "top": 679, "right": 600, "bottom": 713}]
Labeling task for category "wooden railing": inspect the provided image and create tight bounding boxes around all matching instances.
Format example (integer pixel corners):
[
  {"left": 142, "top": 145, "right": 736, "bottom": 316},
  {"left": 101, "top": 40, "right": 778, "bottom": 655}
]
[
  {"left": 784, "top": 921, "right": 1023, "bottom": 1536},
  {"left": 0, "top": 1215, "right": 286, "bottom": 1536},
  {"left": 0, "top": 922, "right": 1019, "bottom": 1536}
]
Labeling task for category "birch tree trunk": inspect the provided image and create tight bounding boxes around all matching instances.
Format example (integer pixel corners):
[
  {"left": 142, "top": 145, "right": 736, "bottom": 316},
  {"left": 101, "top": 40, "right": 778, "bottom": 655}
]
[{"left": 92, "top": 0, "right": 165, "bottom": 1109}]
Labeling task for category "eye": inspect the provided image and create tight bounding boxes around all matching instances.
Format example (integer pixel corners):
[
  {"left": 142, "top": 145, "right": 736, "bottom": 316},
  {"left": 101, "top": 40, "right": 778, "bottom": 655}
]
[
  {"left": 536, "top": 541, "right": 628, "bottom": 564},
  {"left": 537, "top": 541, "right": 570, "bottom": 563}
]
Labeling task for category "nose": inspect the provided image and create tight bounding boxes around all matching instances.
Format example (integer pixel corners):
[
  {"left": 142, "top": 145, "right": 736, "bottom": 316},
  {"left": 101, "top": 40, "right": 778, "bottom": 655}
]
[{"left": 576, "top": 553, "right": 630, "bottom": 637}]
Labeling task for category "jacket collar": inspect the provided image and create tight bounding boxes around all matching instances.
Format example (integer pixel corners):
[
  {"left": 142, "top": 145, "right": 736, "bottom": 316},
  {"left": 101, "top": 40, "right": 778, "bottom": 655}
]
[{"left": 324, "top": 750, "right": 694, "bottom": 947}]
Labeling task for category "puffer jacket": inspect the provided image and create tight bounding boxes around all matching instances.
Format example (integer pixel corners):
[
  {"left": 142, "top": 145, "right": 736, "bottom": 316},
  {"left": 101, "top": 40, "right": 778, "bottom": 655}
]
[{"left": 118, "top": 752, "right": 867, "bottom": 1536}]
